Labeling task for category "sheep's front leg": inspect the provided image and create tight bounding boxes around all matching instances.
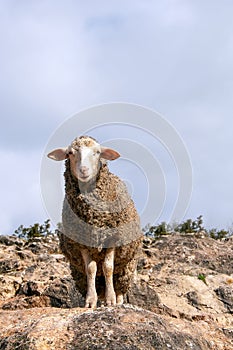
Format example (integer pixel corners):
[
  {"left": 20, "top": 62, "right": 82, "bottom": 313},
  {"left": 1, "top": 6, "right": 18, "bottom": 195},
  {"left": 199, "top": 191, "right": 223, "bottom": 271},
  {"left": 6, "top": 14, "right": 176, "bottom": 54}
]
[
  {"left": 103, "top": 248, "right": 116, "bottom": 306},
  {"left": 81, "top": 249, "right": 97, "bottom": 308}
]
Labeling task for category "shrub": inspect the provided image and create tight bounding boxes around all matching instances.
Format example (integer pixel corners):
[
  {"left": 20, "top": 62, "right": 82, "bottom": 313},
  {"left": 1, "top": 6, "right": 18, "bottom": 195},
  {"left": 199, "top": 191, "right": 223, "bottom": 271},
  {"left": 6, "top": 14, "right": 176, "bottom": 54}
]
[
  {"left": 14, "top": 219, "right": 52, "bottom": 240},
  {"left": 208, "top": 228, "right": 229, "bottom": 240},
  {"left": 144, "top": 221, "right": 172, "bottom": 239},
  {"left": 174, "top": 215, "right": 204, "bottom": 234},
  {"left": 143, "top": 215, "right": 233, "bottom": 240}
]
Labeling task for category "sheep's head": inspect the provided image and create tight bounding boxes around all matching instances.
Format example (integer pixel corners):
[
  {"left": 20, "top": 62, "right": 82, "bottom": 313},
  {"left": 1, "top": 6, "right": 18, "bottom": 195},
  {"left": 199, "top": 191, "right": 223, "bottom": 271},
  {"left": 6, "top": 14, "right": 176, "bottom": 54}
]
[{"left": 47, "top": 136, "right": 120, "bottom": 183}]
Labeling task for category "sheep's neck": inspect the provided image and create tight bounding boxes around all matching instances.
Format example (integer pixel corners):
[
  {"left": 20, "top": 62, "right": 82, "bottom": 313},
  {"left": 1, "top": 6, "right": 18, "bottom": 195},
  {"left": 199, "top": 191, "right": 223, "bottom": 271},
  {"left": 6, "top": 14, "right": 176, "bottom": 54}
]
[{"left": 78, "top": 178, "right": 97, "bottom": 193}]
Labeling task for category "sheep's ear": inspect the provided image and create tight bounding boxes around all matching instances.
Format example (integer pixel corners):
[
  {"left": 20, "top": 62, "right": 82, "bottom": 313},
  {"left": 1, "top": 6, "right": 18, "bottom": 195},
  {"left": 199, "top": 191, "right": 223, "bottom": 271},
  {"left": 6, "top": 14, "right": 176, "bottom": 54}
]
[
  {"left": 100, "top": 147, "right": 120, "bottom": 161},
  {"left": 47, "top": 148, "right": 68, "bottom": 161}
]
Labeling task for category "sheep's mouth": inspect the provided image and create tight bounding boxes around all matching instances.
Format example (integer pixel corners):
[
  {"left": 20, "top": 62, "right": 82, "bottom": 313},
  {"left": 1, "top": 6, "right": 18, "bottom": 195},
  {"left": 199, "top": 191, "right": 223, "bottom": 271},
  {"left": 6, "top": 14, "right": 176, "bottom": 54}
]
[{"left": 79, "top": 174, "right": 91, "bottom": 182}]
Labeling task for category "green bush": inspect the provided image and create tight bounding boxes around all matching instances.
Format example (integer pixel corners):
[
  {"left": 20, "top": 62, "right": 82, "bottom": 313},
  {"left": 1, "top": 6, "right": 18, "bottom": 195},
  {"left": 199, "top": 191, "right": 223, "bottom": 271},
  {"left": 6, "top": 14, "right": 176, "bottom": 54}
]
[
  {"left": 208, "top": 228, "right": 229, "bottom": 240},
  {"left": 144, "top": 221, "right": 172, "bottom": 239},
  {"left": 14, "top": 216, "right": 232, "bottom": 242},
  {"left": 143, "top": 215, "right": 232, "bottom": 240},
  {"left": 14, "top": 219, "right": 52, "bottom": 240},
  {"left": 174, "top": 215, "right": 204, "bottom": 234}
]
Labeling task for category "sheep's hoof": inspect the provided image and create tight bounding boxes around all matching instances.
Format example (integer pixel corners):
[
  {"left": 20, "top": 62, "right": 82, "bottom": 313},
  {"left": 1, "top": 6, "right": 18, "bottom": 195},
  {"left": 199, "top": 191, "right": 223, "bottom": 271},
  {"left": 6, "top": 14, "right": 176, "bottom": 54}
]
[
  {"left": 116, "top": 294, "right": 124, "bottom": 305},
  {"left": 85, "top": 293, "right": 98, "bottom": 308},
  {"left": 105, "top": 290, "right": 116, "bottom": 306}
]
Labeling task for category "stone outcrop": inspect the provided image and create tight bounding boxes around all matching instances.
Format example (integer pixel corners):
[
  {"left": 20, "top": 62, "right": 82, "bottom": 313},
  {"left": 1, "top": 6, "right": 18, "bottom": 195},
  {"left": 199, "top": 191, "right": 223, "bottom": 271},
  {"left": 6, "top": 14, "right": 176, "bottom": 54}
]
[
  {"left": 0, "top": 235, "right": 84, "bottom": 310},
  {"left": 0, "top": 233, "right": 233, "bottom": 349}
]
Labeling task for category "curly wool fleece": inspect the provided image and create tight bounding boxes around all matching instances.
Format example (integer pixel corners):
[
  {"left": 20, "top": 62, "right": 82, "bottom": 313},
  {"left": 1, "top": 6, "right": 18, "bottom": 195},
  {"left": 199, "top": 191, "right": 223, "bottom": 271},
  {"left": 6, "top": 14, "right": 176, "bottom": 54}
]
[
  {"left": 59, "top": 136, "right": 142, "bottom": 297},
  {"left": 62, "top": 158, "right": 142, "bottom": 248}
]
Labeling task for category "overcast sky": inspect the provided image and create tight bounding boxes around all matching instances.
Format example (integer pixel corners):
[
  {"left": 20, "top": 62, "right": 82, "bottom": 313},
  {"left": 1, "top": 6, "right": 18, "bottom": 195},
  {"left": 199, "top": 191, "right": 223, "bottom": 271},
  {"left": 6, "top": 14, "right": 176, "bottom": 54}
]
[{"left": 0, "top": 0, "right": 233, "bottom": 234}]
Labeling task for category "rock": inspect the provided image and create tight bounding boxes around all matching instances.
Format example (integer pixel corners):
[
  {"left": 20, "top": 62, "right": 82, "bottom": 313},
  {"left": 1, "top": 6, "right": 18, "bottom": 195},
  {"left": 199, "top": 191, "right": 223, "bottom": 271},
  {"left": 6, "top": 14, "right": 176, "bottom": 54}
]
[
  {"left": 0, "top": 233, "right": 233, "bottom": 348},
  {"left": 70, "top": 305, "right": 211, "bottom": 350},
  {"left": 126, "top": 280, "right": 160, "bottom": 311},
  {"left": 17, "top": 280, "right": 41, "bottom": 296},
  {"left": 0, "top": 259, "right": 21, "bottom": 274},
  {"left": 43, "top": 277, "right": 84, "bottom": 308},
  {"left": 0, "top": 235, "right": 24, "bottom": 246},
  {"left": 2, "top": 295, "right": 52, "bottom": 310},
  {"left": 215, "top": 286, "right": 233, "bottom": 313},
  {"left": 0, "top": 234, "right": 83, "bottom": 310},
  {"left": 0, "top": 305, "right": 232, "bottom": 350},
  {"left": 0, "top": 275, "right": 22, "bottom": 301},
  {"left": 186, "top": 291, "right": 202, "bottom": 309}
]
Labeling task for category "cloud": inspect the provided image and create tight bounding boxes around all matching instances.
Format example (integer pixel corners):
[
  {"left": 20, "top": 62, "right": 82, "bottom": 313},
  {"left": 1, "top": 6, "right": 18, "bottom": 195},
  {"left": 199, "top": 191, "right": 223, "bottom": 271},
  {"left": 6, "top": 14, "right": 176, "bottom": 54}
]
[
  {"left": 0, "top": 149, "right": 47, "bottom": 233},
  {"left": 0, "top": 0, "right": 233, "bottom": 233}
]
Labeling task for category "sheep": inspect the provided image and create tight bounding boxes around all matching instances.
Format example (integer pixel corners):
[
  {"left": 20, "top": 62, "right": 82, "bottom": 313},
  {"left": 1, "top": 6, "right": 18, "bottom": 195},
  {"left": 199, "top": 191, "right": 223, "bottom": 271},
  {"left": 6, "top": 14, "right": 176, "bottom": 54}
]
[{"left": 47, "top": 135, "right": 142, "bottom": 308}]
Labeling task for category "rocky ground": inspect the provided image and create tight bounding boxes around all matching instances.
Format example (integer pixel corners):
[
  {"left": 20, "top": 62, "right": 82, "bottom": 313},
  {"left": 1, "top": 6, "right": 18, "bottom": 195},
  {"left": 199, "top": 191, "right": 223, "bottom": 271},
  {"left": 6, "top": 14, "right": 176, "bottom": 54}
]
[{"left": 0, "top": 232, "right": 232, "bottom": 349}]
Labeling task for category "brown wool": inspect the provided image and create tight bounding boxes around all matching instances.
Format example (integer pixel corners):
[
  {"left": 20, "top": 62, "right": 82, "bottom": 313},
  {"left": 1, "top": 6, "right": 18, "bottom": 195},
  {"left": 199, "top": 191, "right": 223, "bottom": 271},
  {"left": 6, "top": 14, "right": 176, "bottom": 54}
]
[{"left": 59, "top": 137, "right": 142, "bottom": 299}]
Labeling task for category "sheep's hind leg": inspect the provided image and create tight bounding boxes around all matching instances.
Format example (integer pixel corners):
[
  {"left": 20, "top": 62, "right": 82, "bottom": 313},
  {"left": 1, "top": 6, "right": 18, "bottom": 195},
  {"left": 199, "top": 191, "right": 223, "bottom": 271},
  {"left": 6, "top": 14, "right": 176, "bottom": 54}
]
[
  {"left": 103, "top": 248, "right": 116, "bottom": 306},
  {"left": 81, "top": 249, "right": 98, "bottom": 308}
]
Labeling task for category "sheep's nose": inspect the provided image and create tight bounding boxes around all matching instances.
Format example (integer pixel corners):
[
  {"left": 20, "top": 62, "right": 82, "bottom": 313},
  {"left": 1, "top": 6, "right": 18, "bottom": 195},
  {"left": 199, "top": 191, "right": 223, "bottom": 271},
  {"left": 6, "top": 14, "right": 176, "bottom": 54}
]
[{"left": 80, "top": 166, "right": 89, "bottom": 174}]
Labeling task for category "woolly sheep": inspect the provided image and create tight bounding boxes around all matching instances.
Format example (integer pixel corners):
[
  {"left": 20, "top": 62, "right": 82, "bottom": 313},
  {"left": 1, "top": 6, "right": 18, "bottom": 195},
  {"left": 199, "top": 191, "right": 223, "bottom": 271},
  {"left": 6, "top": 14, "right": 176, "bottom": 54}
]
[{"left": 47, "top": 135, "right": 142, "bottom": 308}]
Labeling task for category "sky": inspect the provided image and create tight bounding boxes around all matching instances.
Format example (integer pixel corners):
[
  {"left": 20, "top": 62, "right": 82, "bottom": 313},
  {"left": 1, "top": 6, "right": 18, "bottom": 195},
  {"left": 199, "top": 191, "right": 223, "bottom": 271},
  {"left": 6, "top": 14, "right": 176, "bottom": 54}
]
[{"left": 0, "top": 0, "right": 233, "bottom": 234}]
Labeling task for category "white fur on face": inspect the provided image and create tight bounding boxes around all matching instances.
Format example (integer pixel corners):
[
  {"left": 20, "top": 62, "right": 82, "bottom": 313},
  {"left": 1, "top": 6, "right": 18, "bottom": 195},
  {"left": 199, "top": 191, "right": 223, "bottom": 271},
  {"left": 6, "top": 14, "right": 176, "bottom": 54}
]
[{"left": 69, "top": 145, "right": 101, "bottom": 183}]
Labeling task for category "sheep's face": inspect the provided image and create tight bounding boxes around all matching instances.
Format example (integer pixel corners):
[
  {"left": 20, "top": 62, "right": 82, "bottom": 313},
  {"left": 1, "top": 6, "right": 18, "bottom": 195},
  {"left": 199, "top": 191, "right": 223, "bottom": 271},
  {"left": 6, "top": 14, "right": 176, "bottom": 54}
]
[
  {"left": 47, "top": 136, "right": 120, "bottom": 183},
  {"left": 69, "top": 144, "right": 102, "bottom": 183}
]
